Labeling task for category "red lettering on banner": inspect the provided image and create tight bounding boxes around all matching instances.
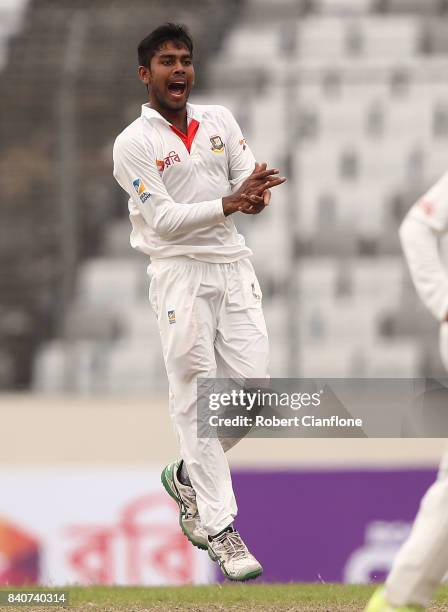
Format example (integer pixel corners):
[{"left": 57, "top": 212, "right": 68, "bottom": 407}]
[
  {"left": 66, "top": 493, "right": 194, "bottom": 585},
  {"left": 66, "top": 527, "right": 114, "bottom": 584}
]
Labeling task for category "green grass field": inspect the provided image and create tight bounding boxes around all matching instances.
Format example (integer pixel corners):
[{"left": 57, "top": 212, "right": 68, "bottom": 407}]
[{"left": 2, "top": 585, "right": 448, "bottom": 612}]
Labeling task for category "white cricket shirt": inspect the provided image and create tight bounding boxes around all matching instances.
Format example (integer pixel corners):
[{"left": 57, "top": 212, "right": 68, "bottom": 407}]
[
  {"left": 113, "top": 103, "right": 255, "bottom": 262},
  {"left": 400, "top": 171, "right": 448, "bottom": 321}
]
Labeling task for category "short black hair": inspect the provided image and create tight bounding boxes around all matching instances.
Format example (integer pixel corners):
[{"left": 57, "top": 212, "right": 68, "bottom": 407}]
[{"left": 138, "top": 23, "right": 193, "bottom": 68}]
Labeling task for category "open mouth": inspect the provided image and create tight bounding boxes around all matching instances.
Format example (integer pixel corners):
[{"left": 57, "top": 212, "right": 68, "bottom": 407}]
[{"left": 167, "top": 81, "right": 186, "bottom": 97}]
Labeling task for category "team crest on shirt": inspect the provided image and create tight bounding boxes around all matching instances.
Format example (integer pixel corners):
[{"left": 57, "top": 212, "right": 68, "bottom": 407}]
[
  {"left": 132, "top": 178, "right": 151, "bottom": 203},
  {"left": 156, "top": 159, "right": 165, "bottom": 175},
  {"left": 210, "top": 135, "right": 225, "bottom": 153},
  {"left": 168, "top": 309, "right": 176, "bottom": 324},
  {"left": 239, "top": 138, "right": 248, "bottom": 151}
]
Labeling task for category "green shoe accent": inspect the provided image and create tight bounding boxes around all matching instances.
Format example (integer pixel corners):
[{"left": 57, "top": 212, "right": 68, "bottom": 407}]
[
  {"left": 225, "top": 567, "right": 263, "bottom": 582},
  {"left": 160, "top": 462, "right": 178, "bottom": 503},
  {"left": 161, "top": 462, "right": 207, "bottom": 551},
  {"left": 365, "top": 588, "right": 424, "bottom": 612}
]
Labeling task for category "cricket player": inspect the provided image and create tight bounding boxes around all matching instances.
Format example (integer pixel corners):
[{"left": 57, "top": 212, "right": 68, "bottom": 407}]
[
  {"left": 365, "top": 173, "right": 448, "bottom": 610},
  {"left": 112, "top": 23, "right": 286, "bottom": 581}
]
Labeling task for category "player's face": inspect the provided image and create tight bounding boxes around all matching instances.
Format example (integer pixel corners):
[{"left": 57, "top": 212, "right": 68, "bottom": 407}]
[{"left": 147, "top": 41, "right": 194, "bottom": 112}]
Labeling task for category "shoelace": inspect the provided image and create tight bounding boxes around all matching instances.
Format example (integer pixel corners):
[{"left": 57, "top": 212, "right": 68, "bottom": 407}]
[{"left": 213, "top": 530, "right": 248, "bottom": 561}]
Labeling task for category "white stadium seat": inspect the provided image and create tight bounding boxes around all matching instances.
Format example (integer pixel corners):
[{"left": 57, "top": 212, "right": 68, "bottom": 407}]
[
  {"left": 117, "top": 303, "right": 160, "bottom": 343},
  {"left": 220, "top": 26, "right": 281, "bottom": 61},
  {"left": 33, "top": 340, "right": 108, "bottom": 394},
  {"left": 313, "top": 0, "right": 374, "bottom": 14},
  {"left": 106, "top": 341, "right": 166, "bottom": 394},
  {"left": 298, "top": 18, "right": 348, "bottom": 59},
  {"left": 0, "top": 0, "right": 30, "bottom": 70},
  {"left": 362, "top": 339, "right": 421, "bottom": 377},
  {"left": 76, "top": 258, "right": 147, "bottom": 307},
  {"left": 358, "top": 17, "right": 421, "bottom": 59},
  {"left": 298, "top": 259, "right": 339, "bottom": 299}
]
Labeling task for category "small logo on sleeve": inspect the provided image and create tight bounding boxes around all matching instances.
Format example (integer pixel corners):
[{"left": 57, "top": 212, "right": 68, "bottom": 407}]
[
  {"left": 251, "top": 282, "right": 261, "bottom": 300},
  {"left": 418, "top": 199, "right": 434, "bottom": 216},
  {"left": 210, "top": 135, "right": 225, "bottom": 153},
  {"left": 132, "top": 178, "right": 151, "bottom": 203},
  {"left": 239, "top": 138, "right": 248, "bottom": 151},
  {"left": 167, "top": 309, "right": 176, "bottom": 324}
]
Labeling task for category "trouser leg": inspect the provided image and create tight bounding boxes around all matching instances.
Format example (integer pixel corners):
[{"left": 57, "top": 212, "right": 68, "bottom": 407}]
[
  {"left": 385, "top": 450, "right": 448, "bottom": 607},
  {"left": 151, "top": 259, "right": 237, "bottom": 535},
  {"left": 215, "top": 258, "right": 270, "bottom": 453}
]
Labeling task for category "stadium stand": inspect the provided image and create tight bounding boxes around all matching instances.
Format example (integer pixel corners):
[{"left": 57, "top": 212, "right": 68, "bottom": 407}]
[
  {"left": 0, "top": 0, "right": 239, "bottom": 389},
  {"left": 2, "top": 0, "right": 448, "bottom": 391},
  {"left": 0, "top": 0, "right": 29, "bottom": 68}
]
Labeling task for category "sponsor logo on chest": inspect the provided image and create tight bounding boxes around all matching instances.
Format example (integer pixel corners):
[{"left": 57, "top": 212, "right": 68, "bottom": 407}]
[{"left": 156, "top": 151, "right": 181, "bottom": 175}]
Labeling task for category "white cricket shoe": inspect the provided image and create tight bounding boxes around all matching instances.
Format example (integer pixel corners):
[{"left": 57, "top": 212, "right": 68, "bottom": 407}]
[
  {"left": 208, "top": 527, "right": 263, "bottom": 581},
  {"left": 161, "top": 460, "right": 208, "bottom": 550}
]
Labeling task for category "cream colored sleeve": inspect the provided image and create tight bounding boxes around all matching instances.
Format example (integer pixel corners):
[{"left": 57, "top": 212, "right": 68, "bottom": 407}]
[{"left": 399, "top": 173, "right": 448, "bottom": 321}]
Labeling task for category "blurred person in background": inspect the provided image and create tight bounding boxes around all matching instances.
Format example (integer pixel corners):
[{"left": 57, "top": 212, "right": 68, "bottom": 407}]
[
  {"left": 366, "top": 174, "right": 448, "bottom": 610},
  {"left": 113, "top": 23, "right": 285, "bottom": 581}
]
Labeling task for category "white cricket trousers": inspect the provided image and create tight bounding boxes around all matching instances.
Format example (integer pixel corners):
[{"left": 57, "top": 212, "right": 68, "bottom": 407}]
[
  {"left": 385, "top": 452, "right": 448, "bottom": 607},
  {"left": 386, "top": 324, "right": 448, "bottom": 607},
  {"left": 148, "top": 256, "right": 269, "bottom": 535}
]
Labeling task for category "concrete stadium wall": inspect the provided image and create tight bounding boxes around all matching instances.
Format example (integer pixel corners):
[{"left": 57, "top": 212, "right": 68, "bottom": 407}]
[{"left": 0, "top": 393, "right": 444, "bottom": 468}]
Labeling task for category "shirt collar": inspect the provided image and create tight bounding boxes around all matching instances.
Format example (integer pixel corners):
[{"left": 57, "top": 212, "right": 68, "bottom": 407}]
[
  {"left": 141, "top": 102, "right": 203, "bottom": 124},
  {"left": 141, "top": 103, "right": 167, "bottom": 123}
]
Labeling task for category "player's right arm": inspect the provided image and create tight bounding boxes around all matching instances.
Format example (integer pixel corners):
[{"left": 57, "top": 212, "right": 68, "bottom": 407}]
[
  {"left": 399, "top": 171, "right": 448, "bottom": 321},
  {"left": 113, "top": 131, "right": 226, "bottom": 239}
]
